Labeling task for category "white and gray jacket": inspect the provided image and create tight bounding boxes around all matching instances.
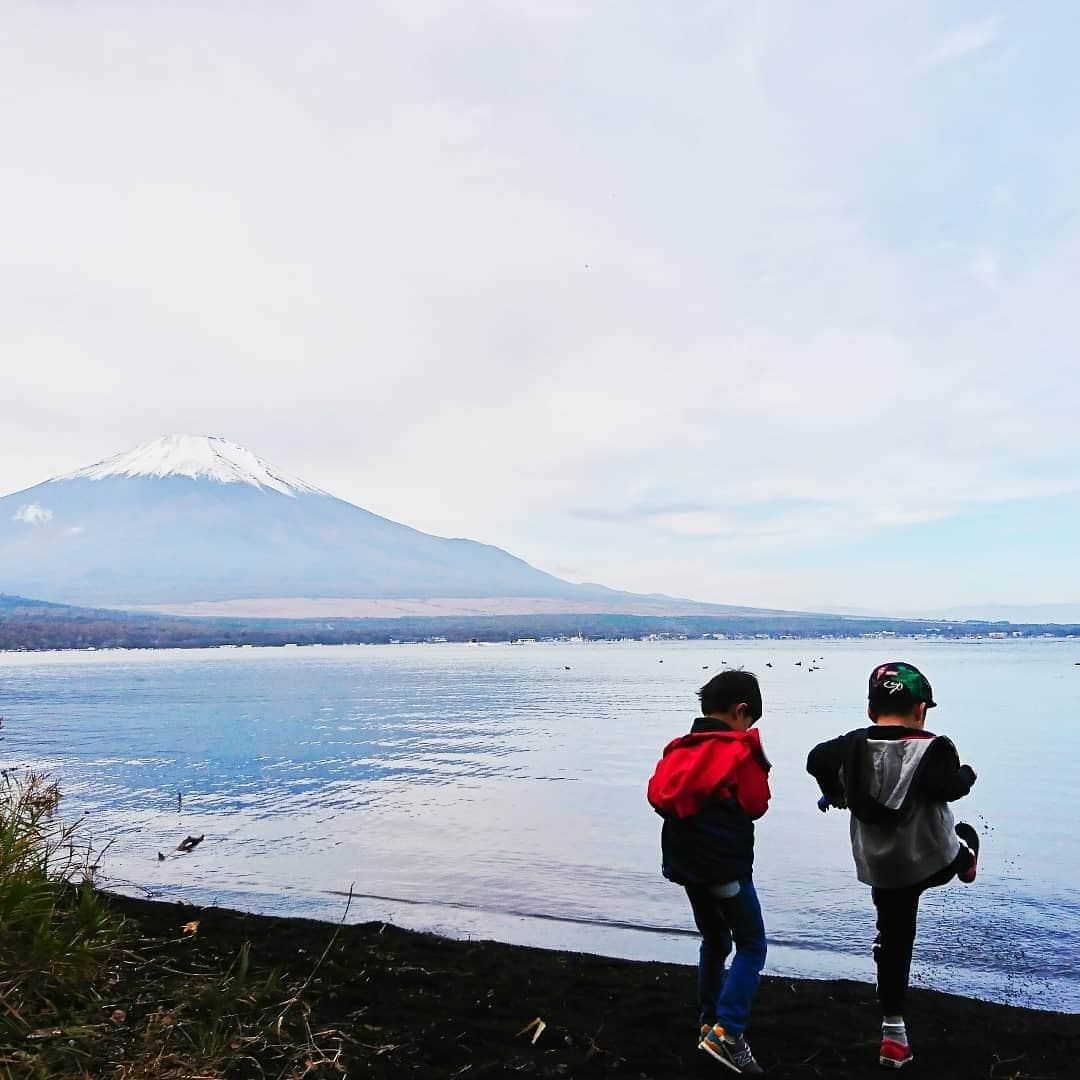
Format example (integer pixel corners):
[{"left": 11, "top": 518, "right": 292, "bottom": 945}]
[{"left": 807, "top": 725, "right": 977, "bottom": 889}]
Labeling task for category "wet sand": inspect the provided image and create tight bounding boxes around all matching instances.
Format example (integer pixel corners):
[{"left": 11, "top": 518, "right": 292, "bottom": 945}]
[{"left": 104, "top": 893, "right": 1079, "bottom": 1078}]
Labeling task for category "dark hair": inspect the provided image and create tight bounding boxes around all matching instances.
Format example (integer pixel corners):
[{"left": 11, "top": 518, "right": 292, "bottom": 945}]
[
  {"left": 698, "top": 670, "right": 762, "bottom": 719},
  {"left": 868, "top": 691, "right": 921, "bottom": 721}
]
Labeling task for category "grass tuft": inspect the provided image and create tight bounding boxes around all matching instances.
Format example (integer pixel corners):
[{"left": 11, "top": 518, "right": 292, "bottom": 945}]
[
  {"left": 0, "top": 772, "right": 352, "bottom": 1077},
  {"left": 0, "top": 770, "right": 119, "bottom": 984},
  {"left": 0, "top": 770, "right": 122, "bottom": 1075}
]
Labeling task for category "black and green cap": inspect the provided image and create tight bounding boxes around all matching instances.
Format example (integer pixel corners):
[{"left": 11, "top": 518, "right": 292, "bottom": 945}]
[{"left": 868, "top": 661, "right": 936, "bottom": 709}]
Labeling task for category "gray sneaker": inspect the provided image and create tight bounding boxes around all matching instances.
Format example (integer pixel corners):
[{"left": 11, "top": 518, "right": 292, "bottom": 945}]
[{"left": 699, "top": 1024, "right": 765, "bottom": 1075}]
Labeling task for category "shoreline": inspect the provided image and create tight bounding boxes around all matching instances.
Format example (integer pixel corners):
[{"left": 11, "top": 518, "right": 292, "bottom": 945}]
[
  {"left": 101, "top": 880, "right": 1076, "bottom": 1016},
  {"left": 98, "top": 891, "right": 1078, "bottom": 1079},
  {"left": 5, "top": 635, "right": 1080, "bottom": 658},
  {"left": 5, "top": 593, "right": 1080, "bottom": 653}
]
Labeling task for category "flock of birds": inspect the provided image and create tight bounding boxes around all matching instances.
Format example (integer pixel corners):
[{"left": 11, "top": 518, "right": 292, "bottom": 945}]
[
  {"left": 695, "top": 658, "right": 825, "bottom": 671},
  {"left": 560, "top": 657, "right": 829, "bottom": 672}
]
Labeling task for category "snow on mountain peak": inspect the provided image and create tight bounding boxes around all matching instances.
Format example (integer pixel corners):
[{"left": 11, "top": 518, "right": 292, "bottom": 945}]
[{"left": 61, "top": 435, "right": 325, "bottom": 497}]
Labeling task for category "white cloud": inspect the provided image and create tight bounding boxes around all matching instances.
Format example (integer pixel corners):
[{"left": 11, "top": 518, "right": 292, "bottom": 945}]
[
  {"left": 971, "top": 249, "right": 1000, "bottom": 289},
  {"left": 923, "top": 16, "right": 1001, "bottom": 68},
  {"left": 0, "top": 2, "right": 1077, "bottom": 609},
  {"left": 13, "top": 503, "right": 53, "bottom": 525}
]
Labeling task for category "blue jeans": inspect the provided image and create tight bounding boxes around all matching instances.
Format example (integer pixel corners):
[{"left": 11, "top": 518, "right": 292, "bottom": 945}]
[{"left": 685, "top": 875, "right": 767, "bottom": 1035}]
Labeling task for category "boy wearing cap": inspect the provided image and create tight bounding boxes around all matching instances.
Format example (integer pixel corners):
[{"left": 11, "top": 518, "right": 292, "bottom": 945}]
[
  {"left": 806, "top": 662, "right": 979, "bottom": 1071},
  {"left": 648, "top": 670, "right": 771, "bottom": 1076}
]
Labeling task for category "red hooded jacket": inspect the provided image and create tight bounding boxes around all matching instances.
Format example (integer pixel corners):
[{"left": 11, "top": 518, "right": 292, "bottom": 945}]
[{"left": 648, "top": 726, "right": 771, "bottom": 820}]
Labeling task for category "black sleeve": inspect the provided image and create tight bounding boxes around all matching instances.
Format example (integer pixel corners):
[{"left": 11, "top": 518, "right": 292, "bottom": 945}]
[
  {"left": 920, "top": 736, "right": 977, "bottom": 802},
  {"left": 806, "top": 734, "right": 849, "bottom": 802}
]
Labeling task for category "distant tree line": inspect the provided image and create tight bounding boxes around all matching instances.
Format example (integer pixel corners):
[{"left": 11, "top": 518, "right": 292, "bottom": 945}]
[{"left": 2, "top": 593, "right": 1078, "bottom": 651}]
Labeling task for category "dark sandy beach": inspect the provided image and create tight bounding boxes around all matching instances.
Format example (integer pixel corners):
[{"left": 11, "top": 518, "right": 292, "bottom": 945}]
[{"left": 90, "top": 893, "right": 1078, "bottom": 1079}]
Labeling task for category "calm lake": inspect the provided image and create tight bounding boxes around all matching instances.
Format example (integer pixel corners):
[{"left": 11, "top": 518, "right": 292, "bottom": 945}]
[{"left": 1, "top": 639, "right": 1077, "bottom": 1012}]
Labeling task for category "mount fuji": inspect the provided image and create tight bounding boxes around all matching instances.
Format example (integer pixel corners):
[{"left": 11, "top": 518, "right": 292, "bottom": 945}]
[{"left": 0, "top": 435, "right": 723, "bottom": 615}]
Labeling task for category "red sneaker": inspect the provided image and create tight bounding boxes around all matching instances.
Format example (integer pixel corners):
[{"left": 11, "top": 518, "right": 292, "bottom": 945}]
[
  {"left": 879, "top": 1037, "right": 913, "bottom": 1069},
  {"left": 956, "top": 822, "right": 979, "bottom": 883}
]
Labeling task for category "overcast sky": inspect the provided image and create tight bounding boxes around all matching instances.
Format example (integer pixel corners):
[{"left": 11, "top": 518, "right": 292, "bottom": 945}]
[{"left": 3, "top": 2, "right": 1079, "bottom": 614}]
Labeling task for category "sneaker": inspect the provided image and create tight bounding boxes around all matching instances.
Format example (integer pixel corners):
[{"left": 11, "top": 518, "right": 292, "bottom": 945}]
[
  {"left": 879, "top": 1037, "right": 913, "bottom": 1069},
  {"left": 699, "top": 1024, "right": 712, "bottom": 1047},
  {"left": 955, "top": 822, "right": 980, "bottom": 883},
  {"left": 700, "top": 1024, "right": 764, "bottom": 1075}
]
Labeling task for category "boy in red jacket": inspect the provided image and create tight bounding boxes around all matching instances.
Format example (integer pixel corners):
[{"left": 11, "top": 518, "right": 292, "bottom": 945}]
[{"left": 648, "top": 670, "right": 771, "bottom": 1076}]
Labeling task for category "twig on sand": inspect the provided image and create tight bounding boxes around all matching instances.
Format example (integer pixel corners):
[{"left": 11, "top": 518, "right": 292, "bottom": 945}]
[
  {"left": 514, "top": 1017, "right": 546, "bottom": 1045},
  {"left": 277, "top": 883, "right": 356, "bottom": 1035},
  {"left": 989, "top": 1052, "right": 1058, "bottom": 1080}
]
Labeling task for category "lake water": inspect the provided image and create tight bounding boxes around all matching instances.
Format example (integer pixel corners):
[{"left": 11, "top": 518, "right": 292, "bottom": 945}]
[{"left": 1, "top": 639, "right": 1077, "bottom": 1012}]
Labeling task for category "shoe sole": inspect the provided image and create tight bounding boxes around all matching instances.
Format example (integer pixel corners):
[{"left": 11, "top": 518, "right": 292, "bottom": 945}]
[
  {"left": 700, "top": 1039, "right": 742, "bottom": 1073},
  {"left": 956, "top": 822, "right": 980, "bottom": 882},
  {"left": 955, "top": 822, "right": 979, "bottom": 849},
  {"left": 879, "top": 1052, "right": 914, "bottom": 1069}
]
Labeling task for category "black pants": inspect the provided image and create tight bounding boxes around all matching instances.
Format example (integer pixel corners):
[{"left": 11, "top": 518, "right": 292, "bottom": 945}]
[{"left": 870, "top": 849, "right": 974, "bottom": 1016}]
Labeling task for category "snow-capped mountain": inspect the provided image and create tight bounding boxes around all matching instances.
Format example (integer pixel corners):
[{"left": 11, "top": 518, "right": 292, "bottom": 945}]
[
  {"left": 0, "top": 435, "right": 635, "bottom": 610},
  {"left": 62, "top": 434, "right": 326, "bottom": 497}
]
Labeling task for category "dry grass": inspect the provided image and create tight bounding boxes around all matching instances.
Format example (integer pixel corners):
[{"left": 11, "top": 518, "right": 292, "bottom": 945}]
[{"left": 0, "top": 772, "right": 352, "bottom": 1078}]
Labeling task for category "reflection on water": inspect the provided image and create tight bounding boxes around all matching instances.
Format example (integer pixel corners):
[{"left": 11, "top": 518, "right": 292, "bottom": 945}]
[{"left": 1, "top": 640, "right": 1077, "bottom": 1011}]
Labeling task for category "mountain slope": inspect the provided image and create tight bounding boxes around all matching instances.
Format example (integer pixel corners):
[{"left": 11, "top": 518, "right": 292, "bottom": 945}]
[{"left": 0, "top": 436, "right": 645, "bottom": 608}]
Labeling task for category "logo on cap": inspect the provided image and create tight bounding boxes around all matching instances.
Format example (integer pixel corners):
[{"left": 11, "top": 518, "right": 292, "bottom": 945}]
[{"left": 868, "top": 661, "right": 936, "bottom": 708}]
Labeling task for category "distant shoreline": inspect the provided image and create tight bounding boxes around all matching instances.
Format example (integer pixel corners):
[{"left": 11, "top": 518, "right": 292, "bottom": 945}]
[
  {"left": 3, "top": 594, "right": 1078, "bottom": 653},
  {"left": 4, "top": 633, "right": 1079, "bottom": 654},
  {"left": 2, "top": 630, "right": 1080, "bottom": 652},
  {"left": 4, "top": 634, "right": 1080, "bottom": 657}
]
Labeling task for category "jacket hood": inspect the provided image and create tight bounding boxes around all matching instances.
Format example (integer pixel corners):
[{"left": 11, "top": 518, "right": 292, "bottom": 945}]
[
  {"left": 661, "top": 726, "right": 771, "bottom": 771},
  {"left": 649, "top": 724, "right": 772, "bottom": 823}
]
